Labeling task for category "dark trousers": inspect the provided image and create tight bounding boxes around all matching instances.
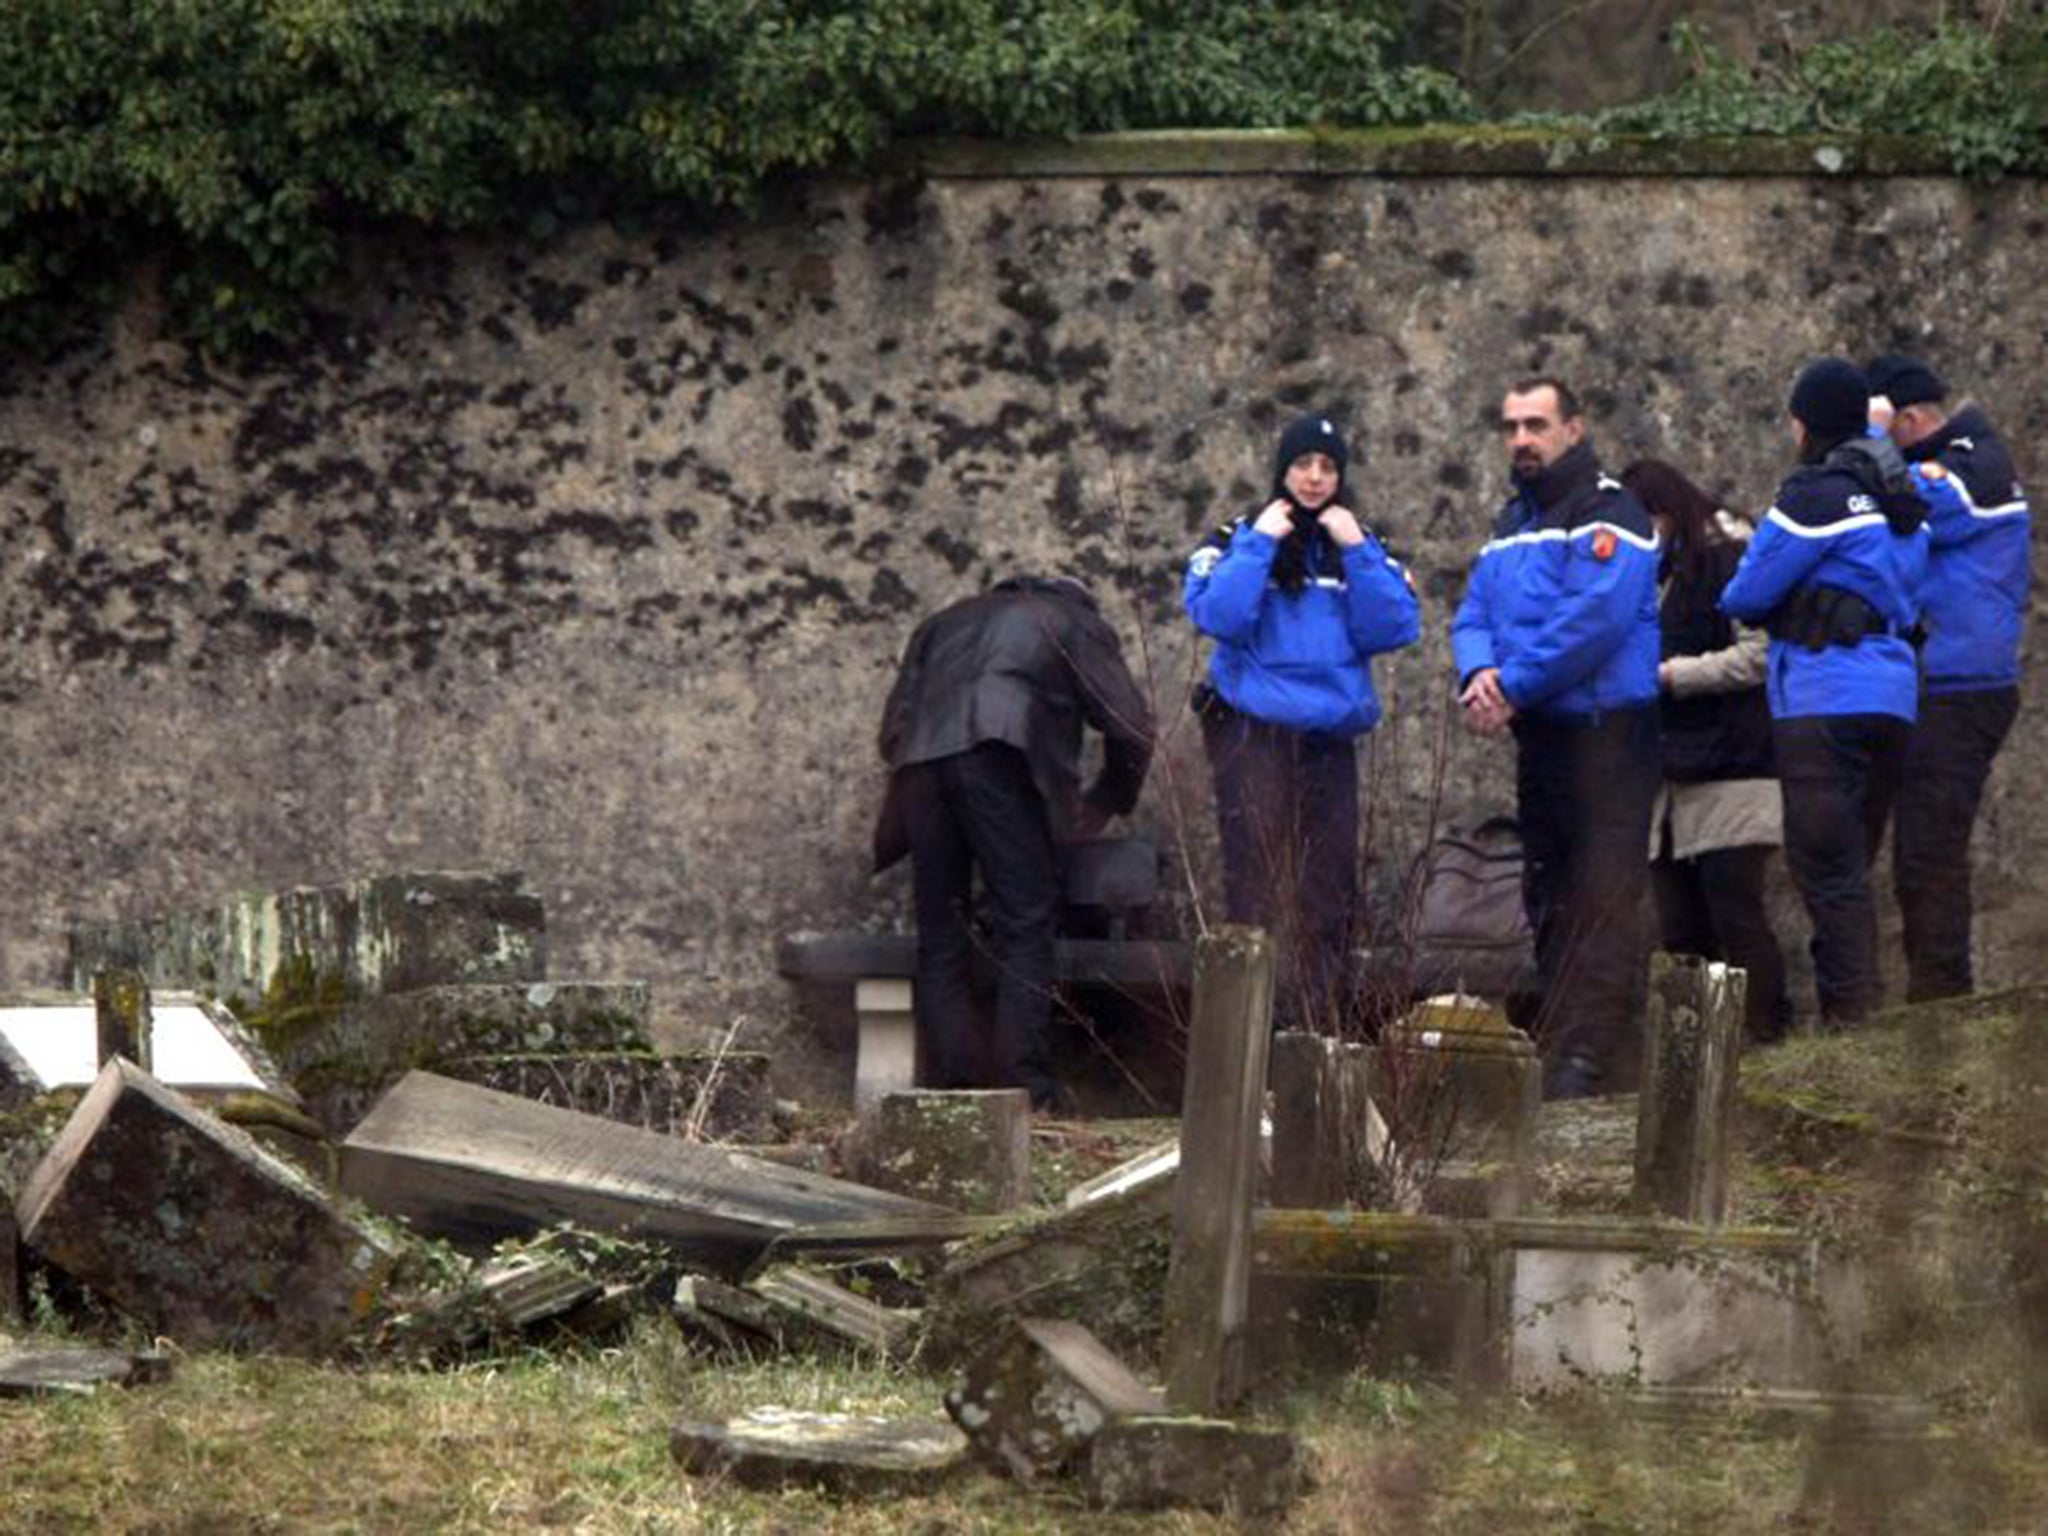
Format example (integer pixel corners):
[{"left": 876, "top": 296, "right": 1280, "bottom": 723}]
[
  {"left": 1894, "top": 686, "right": 2019, "bottom": 1002},
  {"left": 1651, "top": 843, "right": 1792, "bottom": 1043},
  {"left": 901, "top": 743, "right": 1060, "bottom": 1101},
  {"left": 1513, "top": 706, "right": 1659, "bottom": 1083},
  {"left": 1203, "top": 710, "right": 1359, "bottom": 1031},
  {"left": 1774, "top": 714, "right": 1911, "bottom": 1024}
]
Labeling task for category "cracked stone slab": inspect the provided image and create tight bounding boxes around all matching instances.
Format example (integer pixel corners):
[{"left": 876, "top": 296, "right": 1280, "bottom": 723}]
[{"left": 670, "top": 1407, "right": 967, "bottom": 1491}]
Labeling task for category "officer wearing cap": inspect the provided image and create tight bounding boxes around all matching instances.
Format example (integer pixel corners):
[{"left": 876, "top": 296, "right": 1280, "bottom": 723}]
[
  {"left": 1723, "top": 357, "right": 1929, "bottom": 1027},
  {"left": 1867, "top": 354, "right": 2032, "bottom": 1001}
]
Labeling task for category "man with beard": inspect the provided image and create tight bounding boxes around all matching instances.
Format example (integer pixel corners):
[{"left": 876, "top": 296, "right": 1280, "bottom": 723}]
[{"left": 1452, "top": 378, "right": 1662, "bottom": 1097}]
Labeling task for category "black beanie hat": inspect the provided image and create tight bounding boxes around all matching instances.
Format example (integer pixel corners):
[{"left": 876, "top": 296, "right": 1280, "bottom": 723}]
[
  {"left": 1789, "top": 357, "right": 1870, "bottom": 441},
  {"left": 1272, "top": 414, "right": 1350, "bottom": 496},
  {"left": 1865, "top": 354, "right": 1948, "bottom": 409}
]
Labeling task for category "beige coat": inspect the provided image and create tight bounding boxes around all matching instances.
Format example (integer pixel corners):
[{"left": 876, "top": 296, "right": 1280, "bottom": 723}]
[{"left": 1651, "top": 511, "right": 1783, "bottom": 861}]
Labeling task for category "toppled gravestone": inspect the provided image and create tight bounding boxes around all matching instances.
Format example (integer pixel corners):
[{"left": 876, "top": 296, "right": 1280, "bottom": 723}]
[
  {"left": 0, "top": 1344, "right": 173, "bottom": 1398},
  {"left": 855, "top": 1090, "right": 1032, "bottom": 1213},
  {"left": 1086, "top": 1416, "right": 1305, "bottom": 1514},
  {"left": 924, "top": 1182, "right": 1172, "bottom": 1368},
  {"left": 15, "top": 1058, "right": 394, "bottom": 1352},
  {"left": 671, "top": 1266, "right": 916, "bottom": 1358},
  {"left": 340, "top": 1071, "right": 952, "bottom": 1273},
  {"left": 437, "top": 1045, "right": 773, "bottom": 1143},
  {"left": 671, "top": 1408, "right": 967, "bottom": 1492},
  {"left": 944, "top": 1317, "right": 1165, "bottom": 1483}
]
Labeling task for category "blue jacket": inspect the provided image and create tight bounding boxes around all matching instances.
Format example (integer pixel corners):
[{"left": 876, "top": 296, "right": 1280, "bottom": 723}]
[
  {"left": 1450, "top": 444, "right": 1661, "bottom": 718},
  {"left": 1721, "top": 449, "right": 1929, "bottom": 722},
  {"left": 1901, "top": 405, "right": 2031, "bottom": 694},
  {"left": 1184, "top": 516, "right": 1420, "bottom": 735}
]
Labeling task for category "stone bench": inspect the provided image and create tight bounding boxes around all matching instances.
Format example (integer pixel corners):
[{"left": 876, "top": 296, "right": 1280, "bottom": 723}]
[{"left": 776, "top": 931, "right": 1193, "bottom": 1109}]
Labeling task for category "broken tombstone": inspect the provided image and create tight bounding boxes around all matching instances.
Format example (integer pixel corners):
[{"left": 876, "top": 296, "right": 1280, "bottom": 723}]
[
  {"left": 944, "top": 1317, "right": 1165, "bottom": 1483},
  {"left": 339, "top": 1071, "right": 952, "bottom": 1274},
  {"left": 1378, "top": 994, "right": 1540, "bottom": 1217},
  {"left": 1085, "top": 1415, "right": 1305, "bottom": 1514},
  {"left": 0, "top": 1343, "right": 172, "bottom": 1398},
  {"left": 854, "top": 1089, "right": 1032, "bottom": 1213},
  {"left": 671, "top": 1408, "right": 967, "bottom": 1492},
  {"left": 924, "top": 1181, "right": 1172, "bottom": 1369},
  {"left": 15, "top": 1057, "right": 394, "bottom": 1353},
  {"left": 671, "top": 1265, "right": 916, "bottom": 1358},
  {"left": 437, "top": 1045, "right": 773, "bottom": 1143}
]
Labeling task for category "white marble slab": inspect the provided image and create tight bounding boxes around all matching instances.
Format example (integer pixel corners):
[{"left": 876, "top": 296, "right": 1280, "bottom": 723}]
[{"left": 0, "top": 1005, "right": 264, "bottom": 1090}]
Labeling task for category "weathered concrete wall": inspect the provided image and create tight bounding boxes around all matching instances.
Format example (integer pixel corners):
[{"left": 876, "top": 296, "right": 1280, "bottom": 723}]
[{"left": 2, "top": 144, "right": 2042, "bottom": 1093}]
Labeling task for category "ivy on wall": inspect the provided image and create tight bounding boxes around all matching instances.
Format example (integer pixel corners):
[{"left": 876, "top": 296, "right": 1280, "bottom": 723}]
[{"left": 1, "top": 3, "right": 2044, "bottom": 354}]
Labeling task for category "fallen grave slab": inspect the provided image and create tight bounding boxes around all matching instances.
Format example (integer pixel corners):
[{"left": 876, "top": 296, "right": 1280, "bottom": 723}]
[
  {"left": 440, "top": 1046, "right": 773, "bottom": 1143},
  {"left": 339, "top": 1072, "right": 953, "bottom": 1273},
  {"left": 0, "top": 1344, "right": 172, "bottom": 1398},
  {"left": 673, "top": 1273, "right": 791, "bottom": 1353},
  {"left": 671, "top": 1408, "right": 967, "bottom": 1492},
  {"left": 944, "top": 1317, "right": 1165, "bottom": 1483},
  {"left": 1086, "top": 1415, "right": 1305, "bottom": 1514},
  {"left": 16, "top": 1058, "right": 394, "bottom": 1353},
  {"left": 924, "top": 1182, "right": 1172, "bottom": 1368},
  {"left": 747, "top": 1264, "right": 918, "bottom": 1356}
]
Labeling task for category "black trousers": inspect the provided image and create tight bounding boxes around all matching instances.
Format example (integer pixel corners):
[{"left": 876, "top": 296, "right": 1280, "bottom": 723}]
[
  {"left": 1203, "top": 710, "right": 1359, "bottom": 1031},
  {"left": 1651, "top": 842, "right": 1792, "bottom": 1043},
  {"left": 901, "top": 742, "right": 1060, "bottom": 1101},
  {"left": 1774, "top": 714, "right": 1911, "bottom": 1025},
  {"left": 1513, "top": 706, "right": 1659, "bottom": 1083},
  {"left": 1894, "top": 686, "right": 2019, "bottom": 1002}
]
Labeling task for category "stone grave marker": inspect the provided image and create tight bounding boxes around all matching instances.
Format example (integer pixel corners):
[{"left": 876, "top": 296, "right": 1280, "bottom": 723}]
[
  {"left": 15, "top": 1058, "right": 393, "bottom": 1352},
  {"left": 944, "top": 1317, "right": 1165, "bottom": 1483},
  {"left": 671, "top": 1408, "right": 967, "bottom": 1491},
  {"left": 856, "top": 1089, "right": 1031, "bottom": 1213},
  {"left": 0, "top": 1344, "right": 172, "bottom": 1398},
  {"left": 1086, "top": 1415, "right": 1305, "bottom": 1514},
  {"left": 340, "top": 1071, "right": 952, "bottom": 1272}
]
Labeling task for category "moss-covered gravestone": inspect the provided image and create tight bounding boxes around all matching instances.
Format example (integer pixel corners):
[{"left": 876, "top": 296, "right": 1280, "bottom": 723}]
[
  {"left": 1378, "top": 994, "right": 1540, "bottom": 1217},
  {"left": 944, "top": 1317, "right": 1165, "bottom": 1483},
  {"left": 1086, "top": 1416, "right": 1304, "bottom": 1513},
  {"left": 15, "top": 1058, "right": 394, "bottom": 1353},
  {"left": 857, "top": 1090, "right": 1031, "bottom": 1213},
  {"left": 671, "top": 1408, "right": 967, "bottom": 1491}
]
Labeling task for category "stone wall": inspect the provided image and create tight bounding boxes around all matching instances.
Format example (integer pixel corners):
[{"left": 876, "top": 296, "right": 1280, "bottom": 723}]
[{"left": 2, "top": 138, "right": 2041, "bottom": 1093}]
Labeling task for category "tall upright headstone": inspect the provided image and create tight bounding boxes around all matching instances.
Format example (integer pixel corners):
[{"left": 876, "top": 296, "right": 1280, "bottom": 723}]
[
  {"left": 1634, "top": 952, "right": 1744, "bottom": 1224},
  {"left": 1163, "top": 925, "right": 1275, "bottom": 1413}
]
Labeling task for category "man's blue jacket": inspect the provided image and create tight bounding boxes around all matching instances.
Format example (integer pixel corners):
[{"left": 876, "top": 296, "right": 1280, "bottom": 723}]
[
  {"left": 1184, "top": 515, "right": 1420, "bottom": 736},
  {"left": 1721, "top": 449, "right": 1929, "bottom": 722},
  {"left": 1900, "top": 404, "right": 2031, "bottom": 694},
  {"left": 1451, "top": 443, "right": 1661, "bottom": 718}
]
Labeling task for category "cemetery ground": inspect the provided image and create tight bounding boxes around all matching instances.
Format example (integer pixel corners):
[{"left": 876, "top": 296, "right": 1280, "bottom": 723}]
[{"left": 4, "top": 993, "right": 2048, "bottom": 1533}]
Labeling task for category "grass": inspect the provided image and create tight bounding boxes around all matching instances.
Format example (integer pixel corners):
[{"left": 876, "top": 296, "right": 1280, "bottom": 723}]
[
  {"left": 4, "top": 1319, "right": 2045, "bottom": 1534},
  {"left": 5, "top": 995, "right": 2047, "bottom": 1531}
]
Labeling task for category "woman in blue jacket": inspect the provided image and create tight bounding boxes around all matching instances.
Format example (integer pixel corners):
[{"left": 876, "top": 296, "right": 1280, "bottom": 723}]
[
  {"left": 1184, "top": 414, "right": 1421, "bottom": 1029},
  {"left": 1722, "top": 358, "right": 1928, "bottom": 1026}
]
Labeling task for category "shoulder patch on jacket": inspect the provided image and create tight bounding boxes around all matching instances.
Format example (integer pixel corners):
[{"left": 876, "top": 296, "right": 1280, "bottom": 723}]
[{"left": 1591, "top": 527, "right": 1617, "bottom": 560}]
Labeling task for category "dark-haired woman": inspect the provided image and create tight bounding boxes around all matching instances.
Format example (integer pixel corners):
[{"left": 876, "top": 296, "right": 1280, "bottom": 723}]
[
  {"left": 1184, "top": 414, "right": 1421, "bottom": 1029},
  {"left": 1723, "top": 358, "right": 1929, "bottom": 1027},
  {"left": 1623, "top": 459, "right": 1791, "bottom": 1044}
]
